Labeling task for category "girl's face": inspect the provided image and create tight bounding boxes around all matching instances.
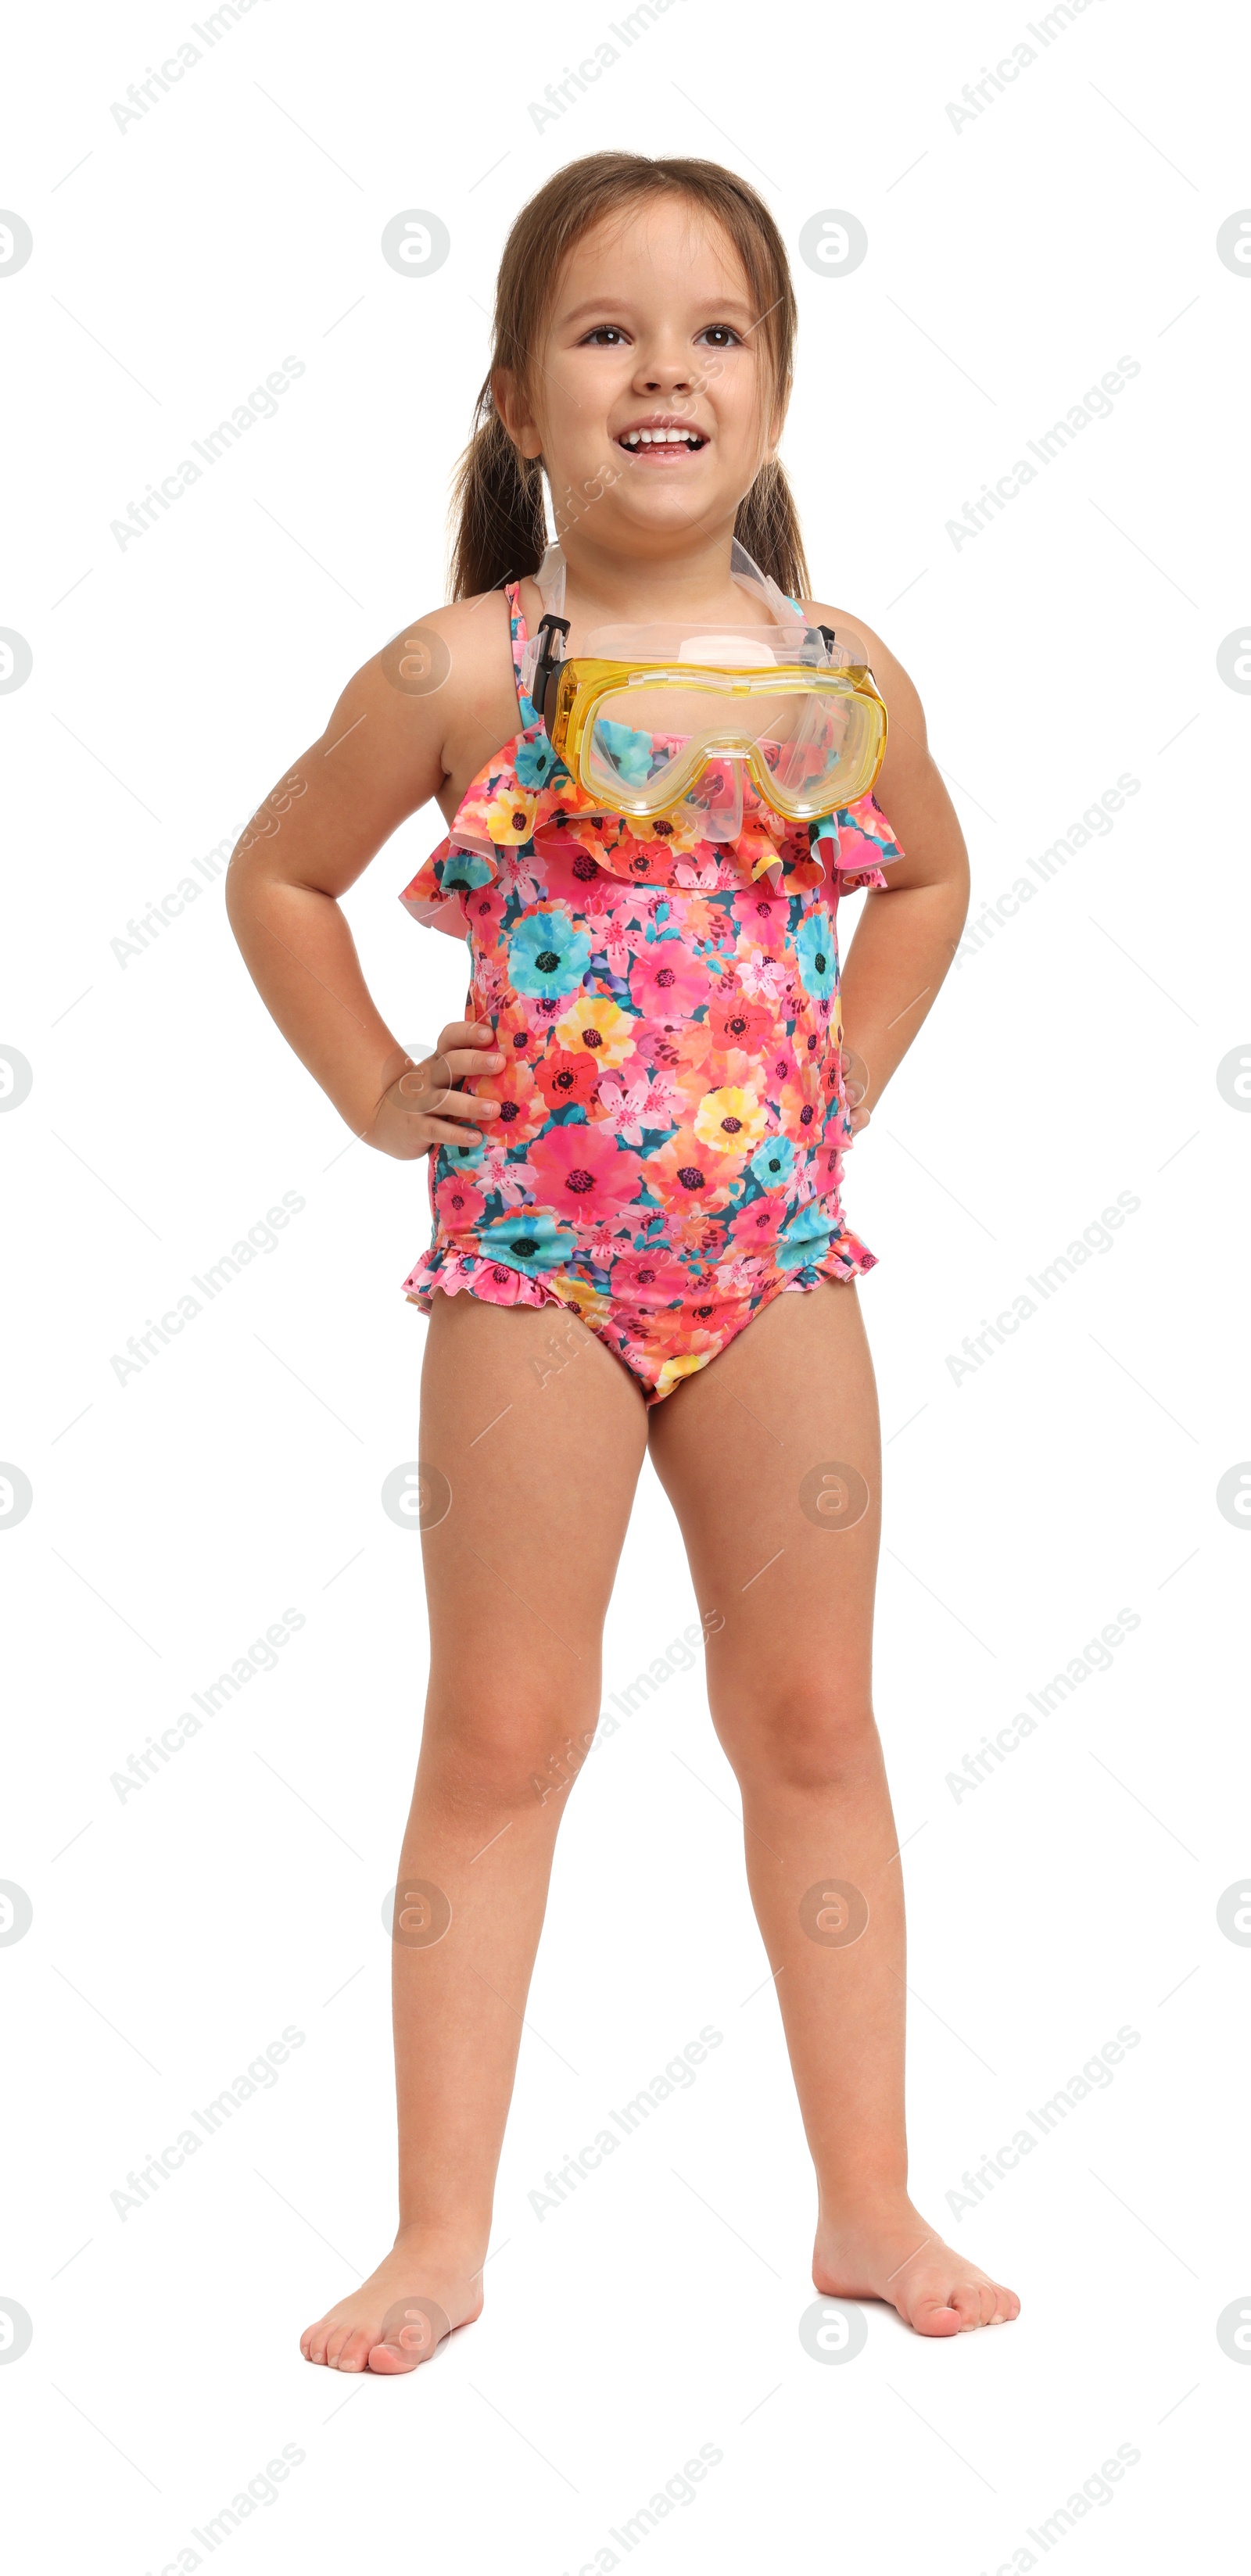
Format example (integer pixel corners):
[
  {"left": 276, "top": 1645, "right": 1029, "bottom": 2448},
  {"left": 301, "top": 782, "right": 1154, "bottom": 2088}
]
[{"left": 500, "top": 196, "right": 783, "bottom": 559}]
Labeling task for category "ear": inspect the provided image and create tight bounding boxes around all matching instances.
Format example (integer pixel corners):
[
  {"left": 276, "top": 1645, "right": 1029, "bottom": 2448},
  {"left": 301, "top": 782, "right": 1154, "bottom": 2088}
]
[{"left": 493, "top": 367, "right": 543, "bottom": 461}]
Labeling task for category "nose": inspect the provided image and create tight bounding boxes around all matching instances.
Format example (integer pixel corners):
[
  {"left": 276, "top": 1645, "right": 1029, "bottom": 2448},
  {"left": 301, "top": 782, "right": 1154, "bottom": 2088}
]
[{"left": 633, "top": 339, "right": 694, "bottom": 398}]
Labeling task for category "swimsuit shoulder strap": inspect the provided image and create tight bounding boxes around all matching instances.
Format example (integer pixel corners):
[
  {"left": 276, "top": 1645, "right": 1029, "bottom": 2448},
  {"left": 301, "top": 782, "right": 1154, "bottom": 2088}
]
[{"left": 503, "top": 580, "right": 538, "bottom": 729}]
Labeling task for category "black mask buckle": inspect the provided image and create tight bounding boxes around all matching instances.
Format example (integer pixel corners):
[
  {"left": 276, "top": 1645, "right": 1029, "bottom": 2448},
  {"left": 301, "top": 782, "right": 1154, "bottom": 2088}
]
[{"left": 531, "top": 611, "right": 570, "bottom": 735}]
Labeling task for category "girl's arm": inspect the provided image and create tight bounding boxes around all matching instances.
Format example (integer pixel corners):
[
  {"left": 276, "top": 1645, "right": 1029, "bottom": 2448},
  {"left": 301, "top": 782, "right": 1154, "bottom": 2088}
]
[
  {"left": 808, "top": 604, "right": 970, "bottom": 1126},
  {"left": 224, "top": 605, "right": 508, "bottom": 1159}
]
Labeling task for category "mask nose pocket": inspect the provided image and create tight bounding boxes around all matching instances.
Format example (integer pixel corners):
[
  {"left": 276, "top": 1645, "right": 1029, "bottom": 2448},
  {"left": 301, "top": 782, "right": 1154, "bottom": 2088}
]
[{"left": 676, "top": 757, "right": 744, "bottom": 842}]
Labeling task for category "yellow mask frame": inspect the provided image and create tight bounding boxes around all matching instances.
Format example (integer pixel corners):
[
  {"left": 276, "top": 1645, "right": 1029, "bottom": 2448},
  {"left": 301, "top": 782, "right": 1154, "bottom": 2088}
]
[{"left": 543, "top": 650, "right": 888, "bottom": 827}]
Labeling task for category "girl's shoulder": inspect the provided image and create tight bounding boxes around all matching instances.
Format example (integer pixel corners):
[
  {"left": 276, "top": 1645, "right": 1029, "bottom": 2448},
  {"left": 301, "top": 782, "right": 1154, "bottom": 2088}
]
[
  {"left": 800, "top": 594, "right": 886, "bottom": 667},
  {"left": 375, "top": 586, "right": 515, "bottom": 698},
  {"left": 801, "top": 599, "right": 966, "bottom": 880},
  {"left": 365, "top": 589, "right": 523, "bottom": 812},
  {"left": 801, "top": 597, "right": 927, "bottom": 739}
]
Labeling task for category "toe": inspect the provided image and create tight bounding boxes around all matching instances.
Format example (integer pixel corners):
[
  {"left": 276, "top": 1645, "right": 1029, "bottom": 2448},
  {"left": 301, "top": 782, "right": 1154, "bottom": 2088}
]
[
  {"left": 948, "top": 2284, "right": 983, "bottom": 2331},
  {"left": 324, "top": 2325, "right": 352, "bottom": 2369},
  {"left": 367, "top": 2336, "right": 417, "bottom": 2374},
  {"left": 335, "top": 2327, "right": 372, "bottom": 2374},
  {"left": 977, "top": 2281, "right": 998, "bottom": 2327},
  {"left": 301, "top": 2323, "right": 329, "bottom": 2366},
  {"left": 995, "top": 2283, "right": 1020, "bottom": 2323},
  {"left": 911, "top": 2297, "right": 962, "bottom": 2338}
]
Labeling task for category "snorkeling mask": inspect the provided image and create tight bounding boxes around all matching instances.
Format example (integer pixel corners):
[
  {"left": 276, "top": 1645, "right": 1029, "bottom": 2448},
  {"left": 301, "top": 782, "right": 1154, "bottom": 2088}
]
[{"left": 519, "top": 539, "right": 887, "bottom": 843}]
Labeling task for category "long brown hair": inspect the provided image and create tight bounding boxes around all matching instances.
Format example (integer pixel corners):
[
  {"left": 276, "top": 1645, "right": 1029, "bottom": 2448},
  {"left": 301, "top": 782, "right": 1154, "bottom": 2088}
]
[{"left": 449, "top": 153, "right": 809, "bottom": 602}]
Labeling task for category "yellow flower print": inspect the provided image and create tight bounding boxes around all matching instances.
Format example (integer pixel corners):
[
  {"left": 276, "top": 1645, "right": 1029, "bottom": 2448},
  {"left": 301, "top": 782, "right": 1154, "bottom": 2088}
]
[
  {"left": 631, "top": 810, "right": 705, "bottom": 858},
  {"left": 484, "top": 786, "right": 539, "bottom": 845},
  {"left": 553, "top": 993, "right": 637, "bottom": 1069},
  {"left": 694, "top": 1085, "right": 768, "bottom": 1155},
  {"left": 655, "top": 1350, "right": 713, "bottom": 1401},
  {"left": 550, "top": 1271, "right": 612, "bottom": 1331}
]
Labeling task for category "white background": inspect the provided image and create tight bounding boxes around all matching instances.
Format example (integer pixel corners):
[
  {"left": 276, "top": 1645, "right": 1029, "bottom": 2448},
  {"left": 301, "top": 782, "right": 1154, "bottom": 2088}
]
[{"left": 2, "top": 0, "right": 1248, "bottom": 2567}]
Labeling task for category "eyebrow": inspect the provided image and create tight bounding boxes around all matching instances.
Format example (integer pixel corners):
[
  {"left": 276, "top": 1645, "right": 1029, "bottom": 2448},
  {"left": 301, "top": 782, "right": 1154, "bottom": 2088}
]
[{"left": 558, "top": 296, "right": 757, "bottom": 326}]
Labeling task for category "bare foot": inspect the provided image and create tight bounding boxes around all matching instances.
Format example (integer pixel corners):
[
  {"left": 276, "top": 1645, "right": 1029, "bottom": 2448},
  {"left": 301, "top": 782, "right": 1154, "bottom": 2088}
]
[
  {"left": 300, "top": 2227, "right": 485, "bottom": 2374},
  {"left": 814, "top": 2197, "right": 1020, "bottom": 2338}
]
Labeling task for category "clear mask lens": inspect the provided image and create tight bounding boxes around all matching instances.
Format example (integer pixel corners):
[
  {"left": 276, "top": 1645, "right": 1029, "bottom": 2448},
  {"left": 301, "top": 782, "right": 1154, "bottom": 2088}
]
[
  {"left": 582, "top": 668, "right": 878, "bottom": 833},
  {"left": 534, "top": 541, "right": 883, "bottom": 833}
]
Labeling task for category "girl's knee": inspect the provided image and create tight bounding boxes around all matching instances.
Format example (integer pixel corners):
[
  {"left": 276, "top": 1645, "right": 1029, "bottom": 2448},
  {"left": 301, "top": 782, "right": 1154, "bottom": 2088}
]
[
  {"left": 713, "top": 1680, "right": 880, "bottom": 1793},
  {"left": 421, "top": 1700, "right": 602, "bottom": 1816}
]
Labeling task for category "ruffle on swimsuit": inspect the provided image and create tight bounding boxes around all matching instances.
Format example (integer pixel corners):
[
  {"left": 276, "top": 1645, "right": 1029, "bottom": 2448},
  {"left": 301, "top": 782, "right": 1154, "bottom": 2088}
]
[
  {"left": 402, "top": 751, "right": 893, "bottom": 933},
  {"left": 397, "top": 582, "right": 905, "bottom": 1404}
]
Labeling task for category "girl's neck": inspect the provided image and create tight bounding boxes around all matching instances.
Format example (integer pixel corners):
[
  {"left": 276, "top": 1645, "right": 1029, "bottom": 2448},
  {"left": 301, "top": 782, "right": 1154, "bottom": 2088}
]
[{"left": 553, "top": 524, "right": 776, "bottom": 635}]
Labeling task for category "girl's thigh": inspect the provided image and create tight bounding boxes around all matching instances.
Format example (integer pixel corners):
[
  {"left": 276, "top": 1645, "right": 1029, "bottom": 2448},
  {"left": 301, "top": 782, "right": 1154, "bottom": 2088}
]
[
  {"left": 646, "top": 1280, "right": 882, "bottom": 1747},
  {"left": 417, "top": 1288, "right": 650, "bottom": 1722}
]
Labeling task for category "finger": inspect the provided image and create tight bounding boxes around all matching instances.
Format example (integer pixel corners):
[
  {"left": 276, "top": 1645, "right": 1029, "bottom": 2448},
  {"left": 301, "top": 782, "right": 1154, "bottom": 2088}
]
[
  {"left": 417, "top": 1091, "right": 504, "bottom": 1127},
  {"left": 403, "top": 1048, "right": 504, "bottom": 1114},
  {"left": 397, "top": 1054, "right": 500, "bottom": 1115},
  {"left": 418, "top": 1116, "right": 501, "bottom": 1148},
  {"left": 439, "top": 1048, "right": 506, "bottom": 1085},
  {"left": 394, "top": 1056, "right": 458, "bottom": 1116},
  {"left": 436, "top": 1020, "right": 498, "bottom": 1052}
]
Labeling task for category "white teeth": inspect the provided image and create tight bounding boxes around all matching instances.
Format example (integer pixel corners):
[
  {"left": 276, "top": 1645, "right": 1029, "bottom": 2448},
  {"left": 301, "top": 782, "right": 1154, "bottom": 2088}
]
[{"left": 622, "top": 428, "right": 701, "bottom": 447}]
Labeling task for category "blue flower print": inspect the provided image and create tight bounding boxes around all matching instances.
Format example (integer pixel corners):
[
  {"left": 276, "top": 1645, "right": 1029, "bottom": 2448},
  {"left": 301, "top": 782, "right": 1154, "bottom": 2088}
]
[
  {"left": 516, "top": 733, "right": 565, "bottom": 790},
  {"left": 442, "top": 849, "right": 496, "bottom": 892},
  {"left": 507, "top": 906, "right": 593, "bottom": 1001},
  {"left": 438, "top": 1130, "right": 486, "bottom": 1173},
  {"left": 398, "top": 577, "right": 908, "bottom": 1398},
  {"left": 776, "top": 1204, "right": 834, "bottom": 1270},
  {"left": 750, "top": 1134, "right": 795, "bottom": 1191},
  {"left": 590, "top": 715, "right": 656, "bottom": 789},
  {"left": 476, "top": 1210, "right": 576, "bottom": 1274},
  {"left": 795, "top": 910, "right": 837, "bottom": 1000}
]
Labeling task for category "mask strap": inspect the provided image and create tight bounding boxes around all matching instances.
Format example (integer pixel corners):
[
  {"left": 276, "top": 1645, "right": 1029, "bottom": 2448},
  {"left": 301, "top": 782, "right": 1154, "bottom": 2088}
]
[
  {"left": 518, "top": 544, "right": 567, "bottom": 707},
  {"left": 536, "top": 542, "right": 566, "bottom": 617},
  {"left": 730, "top": 536, "right": 798, "bottom": 625}
]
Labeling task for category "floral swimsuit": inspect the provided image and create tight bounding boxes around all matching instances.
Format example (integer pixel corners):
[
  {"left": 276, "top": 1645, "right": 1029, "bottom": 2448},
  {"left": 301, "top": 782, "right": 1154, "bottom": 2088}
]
[{"left": 398, "top": 582, "right": 905, "bottom": 1404}]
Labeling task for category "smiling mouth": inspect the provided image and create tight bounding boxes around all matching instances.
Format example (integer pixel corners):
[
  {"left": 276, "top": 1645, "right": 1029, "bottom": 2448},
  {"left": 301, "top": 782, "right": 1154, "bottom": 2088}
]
[{"left": 616, "top": 427, "right": 708, "bottom": 454}]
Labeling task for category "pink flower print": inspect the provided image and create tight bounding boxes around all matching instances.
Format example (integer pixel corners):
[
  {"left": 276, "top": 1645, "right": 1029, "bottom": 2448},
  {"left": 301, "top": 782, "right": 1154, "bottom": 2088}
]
[
  {"left": 482, "top": 1152, "right": 534, "bottom": 1208},
  {"left": 504, "top": 851, "right": 544, "bottom": 908},
  {"left": 632, "top": 1020, "right": 686, "bottom": 1073},
  {"left": 523, "top": 995, "right": 566, "bottom": 1037},
  {"left": 713, "top": 1252, "right": 771, "bottom": 1299},
  {"left": 610, "top": 1247, "right": 689, "bottom": 1308},
  {"left": 473, "top": 957, "right": 508, "bottom": 1015},
  {"left": 601, "top": 915, "right": 651, "bottom": 976},
  {"left": 596, "top": 1068, "right": 679, "bottom": 1145},
  {"left": 673, "top": 851, "right": 722, "bottom": 890},
  {"left": 734, "top": 947, "right": 789, "bottom": 1005},
  {"left": 464, "top": 887, "right": 507, "bottom": 940},
  {"left": 629, "top": 938, "right": 710, "bottom": 1020},
  {"left": 727, "top": 1196, "right": 785, "bottom": 1253},
  {"left": 435, "top": 1173, "right": 486, "bottom": 1232},
  {"left": 528, "top": 1122, "right": 643, "bottom": 1223},
  {"left": 593, "top": 1072, "right": 648, "bottom": 1142},
  {"left": 500, "top": 1153, "right": 540, "bottom": 1200},
  {"left": 475, "top": 1258, "right": 543, "bottom": 1306},
  {"left": 834, "top": 823, "right": 883, "bottom": 874}
]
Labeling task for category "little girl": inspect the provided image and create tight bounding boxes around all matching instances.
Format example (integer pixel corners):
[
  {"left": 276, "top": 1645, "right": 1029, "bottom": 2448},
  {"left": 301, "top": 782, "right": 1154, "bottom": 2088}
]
[{"left": 228, "top": 150, "right": 1019, "bottom": 2368}]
